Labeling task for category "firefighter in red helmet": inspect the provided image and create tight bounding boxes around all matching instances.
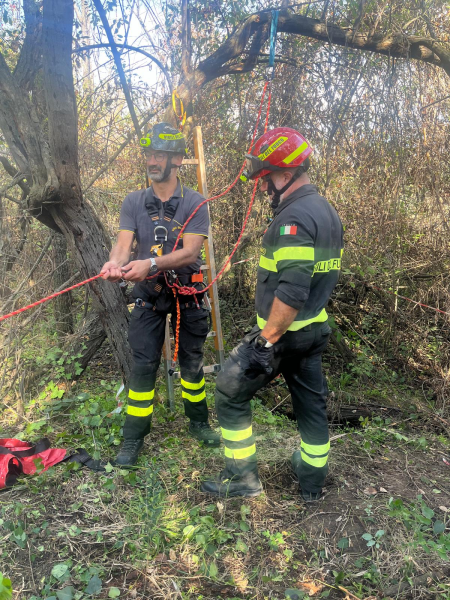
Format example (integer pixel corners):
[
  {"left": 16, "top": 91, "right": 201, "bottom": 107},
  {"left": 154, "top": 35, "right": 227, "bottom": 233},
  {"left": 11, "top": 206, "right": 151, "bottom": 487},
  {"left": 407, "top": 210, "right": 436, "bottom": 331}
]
[{"left": 201, "top": 127, "right": 344, "bottom": 501}]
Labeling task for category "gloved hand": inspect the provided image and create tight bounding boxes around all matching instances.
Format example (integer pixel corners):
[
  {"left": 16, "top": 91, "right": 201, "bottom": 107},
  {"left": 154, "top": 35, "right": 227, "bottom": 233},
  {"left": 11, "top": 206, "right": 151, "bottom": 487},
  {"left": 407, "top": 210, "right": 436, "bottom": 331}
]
[{"left": 243, "top": 336, "right": 274, "bottom": 379}]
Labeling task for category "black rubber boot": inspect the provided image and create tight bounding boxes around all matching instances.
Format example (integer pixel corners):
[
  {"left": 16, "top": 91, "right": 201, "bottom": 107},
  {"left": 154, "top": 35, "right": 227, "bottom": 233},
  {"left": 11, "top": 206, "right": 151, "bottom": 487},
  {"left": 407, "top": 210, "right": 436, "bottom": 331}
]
[
  {"left": 114, "top": 438, "right": 144, "bottom": 467},
  {"left": 189, "top": 420, "right": 221, "bottom": 447},
  {"left": 291, "top": 449, "right": 322, "bottom": 502},
  {"left": 201, "top": 462, "right": 263, "bottom": 498}
]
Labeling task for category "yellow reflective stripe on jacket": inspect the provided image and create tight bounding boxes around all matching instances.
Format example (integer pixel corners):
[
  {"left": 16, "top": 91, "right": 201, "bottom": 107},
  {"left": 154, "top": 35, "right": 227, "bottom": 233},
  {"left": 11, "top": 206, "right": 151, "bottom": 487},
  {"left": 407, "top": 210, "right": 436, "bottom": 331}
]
[
  {"left": 282, "top": 141, "right": 309, "bottom": 165},
  {"left": 273, "top": 246, "right": 314, "bottom": 263},
  {"left": 313, "top": 258, "right": 341, "bottom": 275},
  {"left": 221, "top": 426, "right": 252, "bottom": 442},
  {"left": 257, "top": 308, "right": 328, "bottom": 331},
  {"left": 259, "top": 255, "right": 277, "bottom": 272},
  {"left": 182, "top": 390, "right": 206, "bottom": 403},
  {"left": 301, "top": 440, "right": 330, "bottom": 456},
  {"left": 127, "top": 404, "right": 154, "bottom": 417},
  {"left": 181, "top": 377, "right": 205, "bottom": 390},
  {"left": 128, "top": 389, "right": 155, "bottom": 401},
  {"left": 300, "top": 448, "right": 328, "bottom": 468},
  {"left": 224, "top": 444, "right": 256, "bottom": 460}
]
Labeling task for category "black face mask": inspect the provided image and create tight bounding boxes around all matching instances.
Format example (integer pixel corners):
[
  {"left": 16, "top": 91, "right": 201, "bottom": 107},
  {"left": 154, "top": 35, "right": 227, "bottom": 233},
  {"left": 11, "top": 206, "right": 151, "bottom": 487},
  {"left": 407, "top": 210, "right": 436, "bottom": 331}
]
[{"left": 267, "top": 171, "right": 300, "bottom": 210}]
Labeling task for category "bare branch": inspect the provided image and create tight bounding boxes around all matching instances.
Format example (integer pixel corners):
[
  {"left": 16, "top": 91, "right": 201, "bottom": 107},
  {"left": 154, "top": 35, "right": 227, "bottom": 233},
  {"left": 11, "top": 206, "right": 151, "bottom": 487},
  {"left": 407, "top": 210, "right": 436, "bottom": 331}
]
[
  {"left": 92, "top": 0, "right": 142, "bottom": 139},
  {"left": 73, "top": 43, "right": 173, "bottom": 94},
  {"left": 13, "top": 0, "right": 43, "bottom": 90},
  {"left": 0, "top": 155, "right": 31, "bottom": 196},
  {"left": 181, "top": 0, "right": 192, "bottom": 79}
]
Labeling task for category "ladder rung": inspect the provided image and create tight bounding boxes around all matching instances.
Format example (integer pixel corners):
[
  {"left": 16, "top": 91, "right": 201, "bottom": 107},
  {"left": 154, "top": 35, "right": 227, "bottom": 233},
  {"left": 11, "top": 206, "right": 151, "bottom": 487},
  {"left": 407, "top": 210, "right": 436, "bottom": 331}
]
[
  {"left": 168, "top": 363, "right": 221, "bottom": 379},
  {"left": 169, "top": 330, "right": 217, "bottom": 342},
  {"left": 182, "top": 158, "right": 199, "bottom": 165}
]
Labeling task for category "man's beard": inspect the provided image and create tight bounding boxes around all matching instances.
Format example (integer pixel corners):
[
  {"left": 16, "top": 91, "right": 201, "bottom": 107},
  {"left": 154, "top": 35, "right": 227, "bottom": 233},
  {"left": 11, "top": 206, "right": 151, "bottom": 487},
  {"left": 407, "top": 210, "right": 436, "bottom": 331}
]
[{"left": 147, "top": 166, "right": 166, "bottom": 182}]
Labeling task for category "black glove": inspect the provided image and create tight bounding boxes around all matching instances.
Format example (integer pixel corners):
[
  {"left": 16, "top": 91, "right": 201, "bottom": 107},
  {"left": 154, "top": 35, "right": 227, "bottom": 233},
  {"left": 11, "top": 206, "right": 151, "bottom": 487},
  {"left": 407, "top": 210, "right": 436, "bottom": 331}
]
[{"left": 243, "top": 335, "right": 274, "bottom": 379}]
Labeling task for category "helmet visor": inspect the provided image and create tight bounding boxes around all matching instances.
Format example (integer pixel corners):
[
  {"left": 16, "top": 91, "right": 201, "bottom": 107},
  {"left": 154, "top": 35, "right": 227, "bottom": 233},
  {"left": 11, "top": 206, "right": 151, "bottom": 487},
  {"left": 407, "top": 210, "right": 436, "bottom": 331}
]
[{"left": 241, "top": 154, "right": 267, "bottom": 182}]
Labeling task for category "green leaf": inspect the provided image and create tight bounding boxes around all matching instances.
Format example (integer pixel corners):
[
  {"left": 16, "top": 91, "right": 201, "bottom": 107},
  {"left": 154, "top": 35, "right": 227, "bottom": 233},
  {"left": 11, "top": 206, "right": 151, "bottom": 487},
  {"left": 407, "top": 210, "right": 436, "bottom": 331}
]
[
  {"left": 56, "top": 587, "right": 75, "bottom": 600},
  {"left": 422, "top": 505, "right": 435, "bottom": 519},
  {"left": 85, "top": 575, "right": 102, "bottom": 596},
  {"left": 183, "top": 525, "right": 196, "bottom": 538},
  {"left": 337, "top": 537, "right": 349, "bottom": 549},
  {"left": 108, "top": 588, "right": 121, "bottom": 598},
  {"left": 200, "top": 516, "right": 214, "bottom": 527},
  {"left": 51, "top": 564, "right": 69, "bottom": 580},
  {"left": 433, "top": 520, "right": 445, "bottom": 535},
  {"left": 361, "top": 533, "right": 373, "bottom": 541},
  {"left": 0, "top": 573, "right": 13, "bottom": 600},
  {"left": 208, "top": 562, "right": 218, "bottom": 578},
  {"left": 235, "top": 538, "right": 249, "bottom": 553},
  {"left": 375, "top": 530, "right": 385, "bottom": 538},
  {"left": 239, "top": 521, "right": 250, "bottom": 532}
]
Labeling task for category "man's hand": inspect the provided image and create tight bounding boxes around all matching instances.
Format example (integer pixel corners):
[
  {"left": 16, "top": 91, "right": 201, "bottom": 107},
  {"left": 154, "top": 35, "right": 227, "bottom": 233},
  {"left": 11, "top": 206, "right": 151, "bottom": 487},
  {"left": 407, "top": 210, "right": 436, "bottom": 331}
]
[
  {"left": 100, "top": 260, "right": 123, "bottom": 282},
  {"left": 243, "top": 337, "right": 274, "bottom": 379},
  {"left": 121, "top": 259, "right": 152, "bottom": 282}
]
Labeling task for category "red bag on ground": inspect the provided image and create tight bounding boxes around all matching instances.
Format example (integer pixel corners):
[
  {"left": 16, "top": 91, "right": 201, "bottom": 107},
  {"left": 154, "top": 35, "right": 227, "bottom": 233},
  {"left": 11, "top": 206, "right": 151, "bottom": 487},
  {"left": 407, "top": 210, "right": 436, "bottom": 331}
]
[{"left": 0, "top": 438, "right": 67, "bottom": 489}]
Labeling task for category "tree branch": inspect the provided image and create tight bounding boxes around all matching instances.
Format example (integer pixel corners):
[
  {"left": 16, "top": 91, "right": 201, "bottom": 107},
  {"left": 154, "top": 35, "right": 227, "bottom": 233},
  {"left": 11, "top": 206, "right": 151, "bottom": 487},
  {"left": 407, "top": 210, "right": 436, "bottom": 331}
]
[
  {"left": 13, "top": 0, "right": 43, "bottom": 90},
  {"left": 175, "top": 9, "right": 449, "bottom": 111},
  {"left": 181, "top": 0, "right": 192, "bottom": 79},
  {"left": 0, "top": 155, "right": 31, "bottom": 196},
  {"left": 92, "top": 0, "right": 142, "bottom": 139},
  {"left": 73, "top": 43, "right": 173, "bottom": 94}
]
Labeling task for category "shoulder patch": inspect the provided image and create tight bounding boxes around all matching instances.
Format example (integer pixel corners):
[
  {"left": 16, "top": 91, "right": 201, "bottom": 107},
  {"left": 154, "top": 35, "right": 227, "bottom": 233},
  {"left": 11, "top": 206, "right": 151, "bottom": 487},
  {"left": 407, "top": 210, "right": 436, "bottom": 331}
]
[{"left": 280, "top": 225, "right": 297, "bottom": 235}]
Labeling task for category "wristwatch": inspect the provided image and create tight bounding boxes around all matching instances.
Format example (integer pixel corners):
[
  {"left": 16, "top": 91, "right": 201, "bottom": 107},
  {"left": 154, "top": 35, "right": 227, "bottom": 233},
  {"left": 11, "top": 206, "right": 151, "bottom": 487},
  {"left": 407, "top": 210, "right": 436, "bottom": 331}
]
[
  {"left": 149, "top": 257, "right": 159, "bottom": 275},
  {"left": 255, "top": 334, "right": 273, "bottom": 348}
]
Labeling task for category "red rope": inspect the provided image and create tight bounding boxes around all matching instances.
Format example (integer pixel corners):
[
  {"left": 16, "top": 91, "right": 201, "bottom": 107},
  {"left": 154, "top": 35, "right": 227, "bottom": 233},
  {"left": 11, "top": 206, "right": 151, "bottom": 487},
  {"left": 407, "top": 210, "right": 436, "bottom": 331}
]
[{"left": 0, "top": 274, "right": 102, "bottom": 323}]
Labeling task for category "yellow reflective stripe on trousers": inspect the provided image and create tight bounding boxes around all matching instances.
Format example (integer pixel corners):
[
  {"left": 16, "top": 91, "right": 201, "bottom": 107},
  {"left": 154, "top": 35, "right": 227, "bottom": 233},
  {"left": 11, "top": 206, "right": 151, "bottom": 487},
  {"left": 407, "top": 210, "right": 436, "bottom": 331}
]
[
  {"left": 127, "top": 404, "right": 154, "bottom": 417},
  {"left": 282, "top": 141, "right": 309, "bottom": 165},
  {"left": 224, "top": 444, "right": 256, "bottom": 460},
  {"left": 301, "top": 440, "right": 330, "bottom": 456},
  {"left": 300, "top": 448, "right": 328, "bottom": 468},
  {"left": 273, "top": 246, "right": 314, "bottom": 263},
  {"left": 257, "top": 308, "right": 328, "bottom": 331},
  {"left": 221, "top": 425, "right": 252, "bottom": 442},
  {"left": 128, "top": 389, "right": 155, "bottom": 401},
  {"left": 181, "top": 377, "right": 205, "bottom": 390},
  {"left": 259, "top": 255, "right": 277, "bottom": 272},
  {"left": 182, "top": 390, "right": 206, "bottom": 402}
]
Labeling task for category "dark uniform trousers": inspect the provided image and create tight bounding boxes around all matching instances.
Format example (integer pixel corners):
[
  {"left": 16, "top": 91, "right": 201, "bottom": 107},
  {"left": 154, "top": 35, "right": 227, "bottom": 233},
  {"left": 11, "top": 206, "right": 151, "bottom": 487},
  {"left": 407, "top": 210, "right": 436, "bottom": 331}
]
[
  {"left": 124, "top": 285, "right": 209, "bottom": 440},
  {"left": 216, "top": 321, "right": 331, "bottom": 493}
]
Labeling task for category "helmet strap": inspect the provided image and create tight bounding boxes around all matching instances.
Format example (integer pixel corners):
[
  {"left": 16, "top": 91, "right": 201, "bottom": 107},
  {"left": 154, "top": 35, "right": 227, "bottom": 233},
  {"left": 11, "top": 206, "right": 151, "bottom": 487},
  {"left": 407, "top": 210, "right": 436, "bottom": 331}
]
[
  {"left": 160, "top": 156, "right": 173, "bottom": 182},
  {"left": 267, "top": 171, "right": 300, "bottom": 211}
]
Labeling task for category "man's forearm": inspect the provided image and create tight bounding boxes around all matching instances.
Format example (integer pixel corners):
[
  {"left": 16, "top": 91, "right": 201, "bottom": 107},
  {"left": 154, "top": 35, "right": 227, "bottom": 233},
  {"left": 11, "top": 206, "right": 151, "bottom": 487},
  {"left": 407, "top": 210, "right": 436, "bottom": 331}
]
[
  {"left": 154, "top": 248, "right": 198, "bottom": 271},
  {"left": 110, "top": 245, "right": 131, "bottom": 267},
  {"left": 261, "top": 297, "right": 299, "bottom": 344}
]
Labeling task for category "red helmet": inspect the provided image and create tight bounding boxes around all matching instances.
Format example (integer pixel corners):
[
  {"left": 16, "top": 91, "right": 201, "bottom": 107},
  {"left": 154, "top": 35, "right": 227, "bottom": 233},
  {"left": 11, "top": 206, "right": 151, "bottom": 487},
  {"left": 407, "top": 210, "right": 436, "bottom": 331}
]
[{"left": 241, "top": 127, "right": 312, "bottom": 182}]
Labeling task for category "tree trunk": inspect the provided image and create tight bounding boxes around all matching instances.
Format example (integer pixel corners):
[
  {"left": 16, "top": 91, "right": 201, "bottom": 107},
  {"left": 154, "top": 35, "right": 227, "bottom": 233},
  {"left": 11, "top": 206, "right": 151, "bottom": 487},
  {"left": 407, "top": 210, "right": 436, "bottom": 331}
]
[
  {"left": 52, "top": 234, "right": 74, "bottom": 336},
  {"left": 42, "top": 0, "right": 132, "bottom": 380}
]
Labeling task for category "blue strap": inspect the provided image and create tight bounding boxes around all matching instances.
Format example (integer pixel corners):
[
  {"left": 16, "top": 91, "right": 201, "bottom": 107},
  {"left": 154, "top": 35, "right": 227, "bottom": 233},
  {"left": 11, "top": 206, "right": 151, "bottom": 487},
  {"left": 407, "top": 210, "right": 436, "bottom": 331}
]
[{"left": 268, "top": 10, "right": 279, "bottom": 73}]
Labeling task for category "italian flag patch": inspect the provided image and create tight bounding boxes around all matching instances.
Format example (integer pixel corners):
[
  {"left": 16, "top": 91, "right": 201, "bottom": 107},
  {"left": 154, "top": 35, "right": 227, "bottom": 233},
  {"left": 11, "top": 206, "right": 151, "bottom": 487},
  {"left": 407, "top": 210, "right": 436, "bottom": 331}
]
[{"left": 280, "top": 225, "right": 297, "bottom": 235}]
